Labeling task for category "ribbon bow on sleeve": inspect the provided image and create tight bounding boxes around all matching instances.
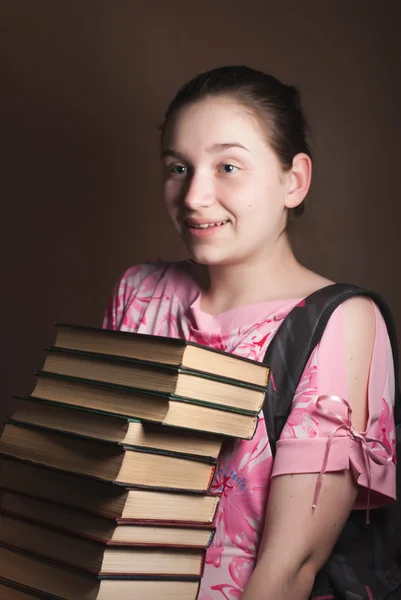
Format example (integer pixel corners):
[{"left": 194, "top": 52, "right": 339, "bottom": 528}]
[{"left": 312, "top": 394, "right": 393, "bottom": 525}]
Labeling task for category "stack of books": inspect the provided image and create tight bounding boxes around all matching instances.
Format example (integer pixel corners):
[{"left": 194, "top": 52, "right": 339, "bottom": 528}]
[{"left": 0, "top": 324, "right": 269, "bottom": 600}]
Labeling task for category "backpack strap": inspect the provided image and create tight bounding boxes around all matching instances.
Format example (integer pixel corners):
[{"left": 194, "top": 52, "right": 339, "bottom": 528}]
[{"left": 262, "top": 283, "right": 400, "bottom": 457}]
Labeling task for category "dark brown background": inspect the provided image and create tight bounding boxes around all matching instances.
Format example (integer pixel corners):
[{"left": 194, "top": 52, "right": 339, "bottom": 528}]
[{"left": 1, "top": 1, "right": 401, "bottom": 426}]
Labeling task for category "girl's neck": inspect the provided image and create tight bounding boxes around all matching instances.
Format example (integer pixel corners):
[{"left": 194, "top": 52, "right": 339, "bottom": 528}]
[{"left": 197, "top": 238, "right": 308, "bottom": 316}]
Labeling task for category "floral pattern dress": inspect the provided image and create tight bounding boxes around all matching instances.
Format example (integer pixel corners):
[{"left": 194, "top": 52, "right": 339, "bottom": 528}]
[{"left": 103, "top": 261, "right": 396, "bottom": 600}]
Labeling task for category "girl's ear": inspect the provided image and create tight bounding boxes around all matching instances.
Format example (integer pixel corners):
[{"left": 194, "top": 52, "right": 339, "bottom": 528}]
[{"left": 284, "top": 153, "right": 312, "bottom": 209}]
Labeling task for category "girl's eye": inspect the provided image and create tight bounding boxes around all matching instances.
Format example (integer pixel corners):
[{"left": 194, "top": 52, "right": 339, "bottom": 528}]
[
  {"left": 219, "top": 164, "right": 238, "bottom": 174},
  {"left": 168, "top": 164, "right": 187, "bottom": 175}
]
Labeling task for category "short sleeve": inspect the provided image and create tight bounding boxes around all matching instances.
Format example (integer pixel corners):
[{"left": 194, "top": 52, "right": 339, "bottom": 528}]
[
  {"left": 271, "top": 301, "right": 397, "bottom": 508},
  {"left": 103, "top": 262, "right": 167, "bottom": 331}
]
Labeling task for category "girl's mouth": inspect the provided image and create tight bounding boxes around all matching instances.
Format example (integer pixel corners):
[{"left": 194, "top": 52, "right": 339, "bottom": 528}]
[
  {"left": 183, "top": 219, "right": 229, "bottom": 237},
  {"left": 186, "top": 220, "right": 229, "bottom": 229}
]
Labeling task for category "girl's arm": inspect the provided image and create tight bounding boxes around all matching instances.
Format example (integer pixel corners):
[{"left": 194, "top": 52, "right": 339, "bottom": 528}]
[
  {"left": 240, "top": 470, "right": 358, "bottom": 599},
  {"left": 241, "top": 296, "right": 376, "bottom": 600}
]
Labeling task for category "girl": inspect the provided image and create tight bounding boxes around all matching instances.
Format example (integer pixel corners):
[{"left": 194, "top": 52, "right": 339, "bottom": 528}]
[{"left": 103, "top": 66, "right": 397, "bottom": 599}]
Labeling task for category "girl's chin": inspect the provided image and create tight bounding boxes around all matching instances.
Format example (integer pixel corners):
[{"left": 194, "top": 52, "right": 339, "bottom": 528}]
[
  {"left": 180, "top": 227, "right": 238, "bottom": 266},
  {"left": 185, "top": 246, "right": 232, "bottom": 267}
]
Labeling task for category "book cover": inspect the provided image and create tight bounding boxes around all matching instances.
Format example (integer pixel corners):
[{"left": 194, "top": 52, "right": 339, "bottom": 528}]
[
  {"left": 54, "top": 323, "right": 269, "bottom": 387},
  {"left": 45, "top": 346, "right": 268, "bottom": 392},
  {"left": 9, "top": 397, "right": 223, "bottom": 463},
  {"left": 0, "top": 423, "right": 217, "bottom": 493},
  {"left": 36, "top": 370, "right": 262, "bottom": 416}
]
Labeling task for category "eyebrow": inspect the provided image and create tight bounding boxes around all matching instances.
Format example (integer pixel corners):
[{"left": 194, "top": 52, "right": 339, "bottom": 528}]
[
  {"left": 206, "top": 142, "right": 250, "bottom": 153},
  {"left": 160, "top": 142, "right": 249, "bottom": 159}
]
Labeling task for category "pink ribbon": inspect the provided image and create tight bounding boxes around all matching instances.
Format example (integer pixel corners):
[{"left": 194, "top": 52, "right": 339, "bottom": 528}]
[{"left": 312, "top": 394, "right": 393, "bottom": 524}]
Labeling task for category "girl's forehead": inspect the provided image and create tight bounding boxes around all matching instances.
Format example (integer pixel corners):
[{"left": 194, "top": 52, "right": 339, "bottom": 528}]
[{"left": 163, "top": 98, "right": 269, "bottom": 151}]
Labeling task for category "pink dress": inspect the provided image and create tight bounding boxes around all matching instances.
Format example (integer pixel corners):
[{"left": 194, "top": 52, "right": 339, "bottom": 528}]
[{"left": 103, "top": 261, "right": 397, "bottom": 600}]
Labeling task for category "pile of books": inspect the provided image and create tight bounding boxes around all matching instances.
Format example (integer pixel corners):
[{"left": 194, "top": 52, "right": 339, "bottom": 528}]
[{"left": 0, "top": 324, "right": 269, "bottom": 600}]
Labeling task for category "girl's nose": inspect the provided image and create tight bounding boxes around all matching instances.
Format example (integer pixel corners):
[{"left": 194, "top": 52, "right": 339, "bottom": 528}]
[{"left": 182, "top": 172, "right": 215, "bottom": 210}]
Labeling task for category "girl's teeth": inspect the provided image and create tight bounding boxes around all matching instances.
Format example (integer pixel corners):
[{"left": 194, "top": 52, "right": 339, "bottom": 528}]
[{"left": 189, "top": 221, "right": 227, "bottom": 229}]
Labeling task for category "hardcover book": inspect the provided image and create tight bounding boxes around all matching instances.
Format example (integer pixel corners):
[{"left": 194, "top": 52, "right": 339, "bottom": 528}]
[
  {"left": 31, "top": 373, "right": 258, "bottom": 438},
  {"left": 54, "top": 323, "right": 269, "bottom": 387},
  {"left": 0, "top": 546, "right": 201, "bottom": 599},
  {"left": 0, "top": 424, "right": 215, "bottom": 493},
  {"left": 0, "top": 458, "right": 220, "bottom": 524}
]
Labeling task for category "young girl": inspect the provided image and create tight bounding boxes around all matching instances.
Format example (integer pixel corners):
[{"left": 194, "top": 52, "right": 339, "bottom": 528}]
[{"left": 103, "top": 66, "right": 397, "bottom": 599}]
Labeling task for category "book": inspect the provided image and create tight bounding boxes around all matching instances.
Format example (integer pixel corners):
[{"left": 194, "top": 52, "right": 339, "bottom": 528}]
[
  {"left": 0, "top": 424, "right": 215, "bottom": 492},
  {"left": 42, "top": 347, "right": 265, "bottom": 413},
  {"left": 54, "top": 323, "right": 269, "bottom": 387},
  {"left": 0, "top": 458, "right": 220, "bottom": 524},
  {"left": 9, "top": 397, "right": 223, "bottom": 462},
  {"left": 0, "top": 491, "right": 215, "bottom": 548},
  {"left": 0, "top": 546, "right": 201, "bottom": 599},
  {"left": 0, "top": 514, "right": 205, "bottom": 577},
  {"left": 0, "top": 322, "right": 271, "bottom": 599},
  {"left": 31, "top": 373, "right": 258, "bottom": 438}
]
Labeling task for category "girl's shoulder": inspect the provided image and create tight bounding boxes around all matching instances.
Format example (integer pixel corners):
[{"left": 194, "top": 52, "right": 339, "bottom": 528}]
[
  {"left": 117, "top": 259, "right": 200, "bottom": 289},
  {"left": 117, "top": 260, "right": 168, "bottom": 288},
  {"left": 103, "top": 259, "right": 201, "bottom": 331}
]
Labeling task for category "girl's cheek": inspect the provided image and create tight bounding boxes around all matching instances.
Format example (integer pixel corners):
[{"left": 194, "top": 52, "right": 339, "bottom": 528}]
[{"left": 162, "top": 186, "right": 176, "bottom": 208}]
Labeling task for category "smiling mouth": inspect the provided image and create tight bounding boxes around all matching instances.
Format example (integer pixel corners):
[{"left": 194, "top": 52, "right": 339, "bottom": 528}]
[{"left": 185, "top": 220, "right": 229, "bottom": 229}]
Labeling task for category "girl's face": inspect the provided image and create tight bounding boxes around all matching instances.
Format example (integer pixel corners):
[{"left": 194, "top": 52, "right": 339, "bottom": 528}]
[{"left": 161, "top": 96, "right": 293, "bottom": 267}]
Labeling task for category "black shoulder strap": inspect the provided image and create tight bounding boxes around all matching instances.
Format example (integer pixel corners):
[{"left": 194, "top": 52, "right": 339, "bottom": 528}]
[{"left": 262, "top": 283, "right": 401, "bottom": 457}]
